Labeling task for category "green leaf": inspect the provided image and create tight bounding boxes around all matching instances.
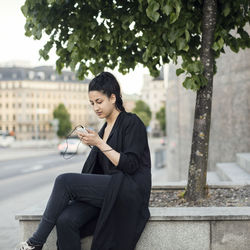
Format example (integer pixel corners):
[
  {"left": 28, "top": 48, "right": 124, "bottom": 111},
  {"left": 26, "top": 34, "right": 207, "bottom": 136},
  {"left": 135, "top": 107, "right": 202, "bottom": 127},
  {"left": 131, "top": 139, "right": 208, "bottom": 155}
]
[
  {"left": 223, "top": 3, "right": 230, "bottom": 17},
  {"left": 162, "top": 4, "right": 172, "bottom": 16},
  {"left": 168, "top": 29, "right": 178, "bottom": 43},
  {"left": 159, "top": 46, "right": 166, "bottom": 54},
  {"left": 199, "top": 75, "right": 208, "bottom": 87},
  {"left": 185, "top": 30, "right": 190, "bottom": 42},
  {"left": 186, "top": 61, "right": 202, "bottom": 73},
  {"left": 176, "top": 38, "right": 186, "bottom": 51},
  {"left": 162, "top": 33, "right": 168, "bottom": 41},
  {"left": 174, "top": 0, "right": 181, "bottom": 19},
  {"left": 104, "top": 33, "right": 111, "bottom": 41},
  {"left": 183, "top": 77, "right": 194, "bottom": 89},
  {"left": 142, "top": 50, "right": 149, "bottom": 63},
  {"left": 183, "top": 45, "right": 189, "bottom": 52},
  {"left": 170, "top": 13, "right": 177, "bottom": 24},
  {"left": 21, "top": 4, "right": 28, "bottom": 16},
  {"left": 172, "top": 54, "right": 177, "bottom": 64},
  {"left": 176, "top": 68, "right": 185, "bottom": 76},
  {"left": 67, "top": 36, "right": 75, "bottom": 52},
  {"left": 212, "top": 42, "right": 219, "bottom": 51},
  {"left": 89, "top": 39, "right": 99, "bottom": 48},
  {"left": 146, "top": 1, "right": 160, "bottom": 22},
  {"left": 229, "top": 38, "right": 240, "bottom": 53},
  {"left": 186, "top": 20, "right": 194, "bottom": 30},
  {"left": 217, "top": 37, "right": 224, "bottom": 49}
]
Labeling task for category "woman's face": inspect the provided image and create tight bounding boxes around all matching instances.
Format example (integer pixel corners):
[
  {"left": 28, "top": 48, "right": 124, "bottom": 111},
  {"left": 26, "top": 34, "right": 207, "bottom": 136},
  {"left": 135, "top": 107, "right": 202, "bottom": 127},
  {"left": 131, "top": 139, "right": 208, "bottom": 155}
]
[{"left": 88, "top": 91, "right": 116, "bottom": 119}]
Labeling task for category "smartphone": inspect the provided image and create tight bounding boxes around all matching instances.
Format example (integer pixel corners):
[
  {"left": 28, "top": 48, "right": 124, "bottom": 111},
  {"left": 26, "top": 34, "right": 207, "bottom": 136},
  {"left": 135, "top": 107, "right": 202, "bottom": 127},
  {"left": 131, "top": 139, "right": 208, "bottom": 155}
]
[{"left": 76, "top": 126, "right": 88, "bottom": 134}]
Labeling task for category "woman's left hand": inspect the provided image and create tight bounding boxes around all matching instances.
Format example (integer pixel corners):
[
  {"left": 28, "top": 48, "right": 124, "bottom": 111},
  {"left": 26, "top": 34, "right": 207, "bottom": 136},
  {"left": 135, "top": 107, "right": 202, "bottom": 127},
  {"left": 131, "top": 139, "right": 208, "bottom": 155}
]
[{"left": 77, "top": 128, "right": 102, "bottom": 147}]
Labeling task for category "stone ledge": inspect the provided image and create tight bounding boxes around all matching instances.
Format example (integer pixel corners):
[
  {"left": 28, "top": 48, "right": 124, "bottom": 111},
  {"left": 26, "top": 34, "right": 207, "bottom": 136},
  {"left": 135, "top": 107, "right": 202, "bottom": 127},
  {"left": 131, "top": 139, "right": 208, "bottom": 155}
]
[
  {"left": 15, "top": 206, "right": 250, "bottom": 222},
  {"left": 16, "top": 206, "right": 250, "bottom": 250},
  {"left": 152, "top": 182, "right": 250, "bottom": 190}
]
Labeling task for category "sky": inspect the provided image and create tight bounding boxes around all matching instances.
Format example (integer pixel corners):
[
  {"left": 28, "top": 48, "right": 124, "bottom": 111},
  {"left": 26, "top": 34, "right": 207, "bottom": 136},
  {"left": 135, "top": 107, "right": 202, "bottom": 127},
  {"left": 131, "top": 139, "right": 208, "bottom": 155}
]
[{"left": 0, "top": 0, "right": 149, "bottom": 95}]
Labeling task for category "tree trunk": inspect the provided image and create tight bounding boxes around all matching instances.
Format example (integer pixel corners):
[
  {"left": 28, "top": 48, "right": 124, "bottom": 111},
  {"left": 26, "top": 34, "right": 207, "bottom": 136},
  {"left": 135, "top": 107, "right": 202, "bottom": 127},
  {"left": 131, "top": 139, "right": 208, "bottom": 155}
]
[{"left": 185, "top": 0, "right": 217, "bottom": 201}]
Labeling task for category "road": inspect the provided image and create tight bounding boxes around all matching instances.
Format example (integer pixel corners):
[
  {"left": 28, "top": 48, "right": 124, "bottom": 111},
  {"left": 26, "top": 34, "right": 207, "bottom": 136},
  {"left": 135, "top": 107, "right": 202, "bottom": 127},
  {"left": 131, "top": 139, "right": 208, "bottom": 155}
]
[
  {"left": 0, "top": 148, "right": 87, "bottom": 250},
  {"left": 0, "top": 139, "right": 166, "bottom": 250},
  {"left": 0, "top": 151, "right": 88, "bottom": 201}
]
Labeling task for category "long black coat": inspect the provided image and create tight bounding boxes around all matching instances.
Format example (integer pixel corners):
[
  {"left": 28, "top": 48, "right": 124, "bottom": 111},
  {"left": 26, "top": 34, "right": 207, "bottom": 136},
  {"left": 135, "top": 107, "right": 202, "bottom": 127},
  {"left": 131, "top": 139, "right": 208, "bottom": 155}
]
[{"left": 80, "top": 111, "right": 152, "bottom": 250}]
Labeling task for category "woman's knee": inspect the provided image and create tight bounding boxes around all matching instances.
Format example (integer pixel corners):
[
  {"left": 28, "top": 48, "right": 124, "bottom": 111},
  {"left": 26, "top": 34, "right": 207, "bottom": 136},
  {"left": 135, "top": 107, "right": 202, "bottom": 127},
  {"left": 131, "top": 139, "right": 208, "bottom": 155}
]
[{"left": 55, "top": 173, "right": 72, "bottom": 186}]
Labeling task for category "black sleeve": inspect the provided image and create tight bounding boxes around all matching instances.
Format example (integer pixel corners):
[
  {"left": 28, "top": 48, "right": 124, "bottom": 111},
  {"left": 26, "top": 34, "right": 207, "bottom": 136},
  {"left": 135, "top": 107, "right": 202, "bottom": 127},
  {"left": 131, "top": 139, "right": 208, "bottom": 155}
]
[{"left": 116, "top": 115, "right": 147, "bottom": 174}]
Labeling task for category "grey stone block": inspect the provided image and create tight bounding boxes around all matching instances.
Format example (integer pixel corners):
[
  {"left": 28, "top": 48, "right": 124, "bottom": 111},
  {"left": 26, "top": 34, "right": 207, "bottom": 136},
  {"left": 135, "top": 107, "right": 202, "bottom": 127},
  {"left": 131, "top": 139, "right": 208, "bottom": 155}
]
[
  {"left": 207, "top": 171, "right": 221, "bottom": 183},
  {"left": 136, "top": 221, "right": 210, "bottom": 250},
  {"left": 16, "top": 207, "right": 250, "bottom": 250},
  {"left": 237, "top": 153, "right": 250, "bottom": 173},
  {"left": 216, "top": 162, "right": 250, "bottom": 183},
  {"left": 19, "top": 221, "right": 57, "bottom": 250},
  {"left": 211, "top": 221, "right": 250, "bottom": 250}
]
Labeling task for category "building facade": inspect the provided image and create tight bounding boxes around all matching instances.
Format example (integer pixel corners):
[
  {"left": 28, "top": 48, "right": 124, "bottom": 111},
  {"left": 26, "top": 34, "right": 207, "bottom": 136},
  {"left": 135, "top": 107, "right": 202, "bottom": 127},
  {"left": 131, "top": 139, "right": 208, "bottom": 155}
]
[
  {"left": 141, "top": 70, "right": 166, "bottom": 136},
  {"left": 123, "top": 93, "right": 139, "bottom": 113},
  {"left": 0, "top": 66, "right": 101, "bottom": 140}
]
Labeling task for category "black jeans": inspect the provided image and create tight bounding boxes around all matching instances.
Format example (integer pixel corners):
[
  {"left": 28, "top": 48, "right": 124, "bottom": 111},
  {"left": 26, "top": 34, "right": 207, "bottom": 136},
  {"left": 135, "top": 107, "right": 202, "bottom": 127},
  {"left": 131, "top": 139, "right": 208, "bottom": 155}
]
[{"left": 29, "top": 173, "right": 112, "bottom": 250}]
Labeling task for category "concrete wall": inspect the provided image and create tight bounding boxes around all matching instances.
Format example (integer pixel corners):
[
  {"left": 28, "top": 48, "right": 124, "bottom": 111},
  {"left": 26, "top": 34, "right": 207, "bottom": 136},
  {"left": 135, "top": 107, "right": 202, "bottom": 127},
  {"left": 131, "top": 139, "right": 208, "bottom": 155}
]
[
  {"left": 164, "top": 64, "right": 196, "bottom": 181},
  {"left": 17, "top": 207, "right": 250, "bottom": 250},
  {"left": 165, "top": 36, "right": 250, "bottom": 181}
]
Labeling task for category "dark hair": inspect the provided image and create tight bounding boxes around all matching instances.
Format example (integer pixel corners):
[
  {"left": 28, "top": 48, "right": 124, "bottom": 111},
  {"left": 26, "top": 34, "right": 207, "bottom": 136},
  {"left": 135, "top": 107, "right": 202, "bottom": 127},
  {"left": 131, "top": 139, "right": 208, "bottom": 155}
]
[{"left": 88, "top": 72, "right": 125, "bottom": 112}]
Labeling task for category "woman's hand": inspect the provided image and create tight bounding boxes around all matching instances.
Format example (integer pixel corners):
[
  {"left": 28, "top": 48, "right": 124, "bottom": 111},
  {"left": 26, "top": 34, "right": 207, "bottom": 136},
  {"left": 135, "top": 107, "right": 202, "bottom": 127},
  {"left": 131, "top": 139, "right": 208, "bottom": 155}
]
[{"left": 77, "top": 128, "right": 102, "bottom": 147}]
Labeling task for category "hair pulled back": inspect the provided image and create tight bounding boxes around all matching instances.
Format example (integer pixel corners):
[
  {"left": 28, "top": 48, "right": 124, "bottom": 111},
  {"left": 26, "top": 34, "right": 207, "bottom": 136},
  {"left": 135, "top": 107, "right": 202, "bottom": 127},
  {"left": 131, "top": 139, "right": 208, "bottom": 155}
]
[{"left": 88, "top": 72, "right": 125, "bottom": 112}]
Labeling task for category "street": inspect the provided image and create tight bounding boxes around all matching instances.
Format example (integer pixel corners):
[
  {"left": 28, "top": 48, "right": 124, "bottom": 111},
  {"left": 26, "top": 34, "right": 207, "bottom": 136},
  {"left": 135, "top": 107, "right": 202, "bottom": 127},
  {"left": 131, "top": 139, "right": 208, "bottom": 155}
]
[
  {"left": 0, "top": 139, "right": 166, "bottom": 250},
  {"left": 0, "top": 148, "right": 87, "bottom": 250}
]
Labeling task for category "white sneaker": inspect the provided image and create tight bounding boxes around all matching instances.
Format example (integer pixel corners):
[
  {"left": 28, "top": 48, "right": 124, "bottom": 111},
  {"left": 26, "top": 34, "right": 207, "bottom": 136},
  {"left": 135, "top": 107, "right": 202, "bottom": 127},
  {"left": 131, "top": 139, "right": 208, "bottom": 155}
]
[
  {"left": 16, "top": 241, "right": 34, "bottom": 250},
  {"left": 16, "top": 241, "right": 43, "bottom": 250}
]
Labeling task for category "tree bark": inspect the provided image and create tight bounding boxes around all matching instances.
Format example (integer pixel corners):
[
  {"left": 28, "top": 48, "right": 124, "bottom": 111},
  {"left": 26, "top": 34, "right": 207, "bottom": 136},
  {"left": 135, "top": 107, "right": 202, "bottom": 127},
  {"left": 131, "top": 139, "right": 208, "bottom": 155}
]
[{"left": 185, "top": 0, "right": 217, "bottom": 201}]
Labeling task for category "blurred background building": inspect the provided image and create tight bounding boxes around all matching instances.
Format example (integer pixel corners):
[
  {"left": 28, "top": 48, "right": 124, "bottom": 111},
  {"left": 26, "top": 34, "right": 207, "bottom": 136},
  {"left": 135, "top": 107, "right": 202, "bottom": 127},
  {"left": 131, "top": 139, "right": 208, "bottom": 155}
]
[
  {"left": 141, "top": 68, "right": 166, "bottom": 137},
  {"left": 123, "top": 93, "right": 139, "bottom": 112},
  {"left": 0, "top": 66, "right": 100, "bottom": 140}
]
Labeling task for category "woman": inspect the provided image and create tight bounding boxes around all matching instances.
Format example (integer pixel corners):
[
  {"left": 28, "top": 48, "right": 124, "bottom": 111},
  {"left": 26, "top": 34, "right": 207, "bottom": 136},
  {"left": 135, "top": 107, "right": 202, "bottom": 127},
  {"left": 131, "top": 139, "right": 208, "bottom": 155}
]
[{"left": 18, "top": 72, "right": 152, "bottom": 250}]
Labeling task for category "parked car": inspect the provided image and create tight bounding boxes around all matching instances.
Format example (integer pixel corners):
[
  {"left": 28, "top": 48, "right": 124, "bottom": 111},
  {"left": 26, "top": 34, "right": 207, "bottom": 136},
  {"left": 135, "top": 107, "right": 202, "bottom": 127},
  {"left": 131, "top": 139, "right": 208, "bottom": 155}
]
[
  {"left": 58, "top": 138, "right": 88, "bottom": 155},
  {"left": 0, "top": 131, "right": 15, "bottom": 147}
]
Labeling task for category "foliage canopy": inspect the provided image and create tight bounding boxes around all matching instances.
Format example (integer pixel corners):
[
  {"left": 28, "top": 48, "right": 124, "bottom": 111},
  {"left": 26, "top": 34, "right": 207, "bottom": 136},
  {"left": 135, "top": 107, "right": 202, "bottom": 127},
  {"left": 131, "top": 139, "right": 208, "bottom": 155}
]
[
  {"left": 22, "top": 0, "right": 250, "bottom": 91},
  {"left": 53, "top": 103, "right": 72, "bottom": 138},
  {"left": 132, "top": 100, "right": 152, "bottom": 127}
]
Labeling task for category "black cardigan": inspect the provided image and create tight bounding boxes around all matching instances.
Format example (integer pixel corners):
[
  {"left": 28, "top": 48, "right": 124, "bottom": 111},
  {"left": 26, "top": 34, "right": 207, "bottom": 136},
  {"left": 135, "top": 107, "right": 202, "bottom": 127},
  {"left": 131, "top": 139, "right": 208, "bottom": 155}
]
[{"left": 80, "top": 111, "right": 152, "bottom": 250}]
